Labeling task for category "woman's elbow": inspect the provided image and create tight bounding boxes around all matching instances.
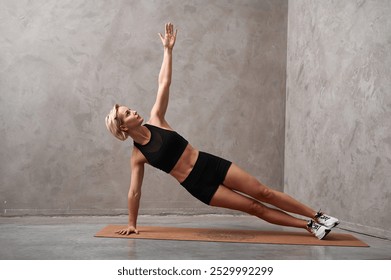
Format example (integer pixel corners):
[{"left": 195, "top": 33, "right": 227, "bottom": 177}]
[
  {"left": 158, "top": 80, "right": 171, "bottom": 88},
  {"left": 128, "top": 190, "right": 141, "bottom": 200}
]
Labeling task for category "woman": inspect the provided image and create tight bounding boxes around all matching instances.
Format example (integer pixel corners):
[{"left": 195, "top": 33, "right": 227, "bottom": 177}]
[{"left": 105, "top": 23, "right": 339, "bottom": 240}]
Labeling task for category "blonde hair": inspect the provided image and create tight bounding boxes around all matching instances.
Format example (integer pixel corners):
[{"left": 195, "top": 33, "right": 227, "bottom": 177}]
[{"left": 105, "top": 104, "right": 128, "bottom": 141}]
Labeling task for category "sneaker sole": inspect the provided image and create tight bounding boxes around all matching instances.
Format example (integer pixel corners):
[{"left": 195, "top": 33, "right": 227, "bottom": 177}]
[
  {"left": 324, "top": 221, "right": 340, "bottom": 230},
  {"left": 318, "top": 229, "right": 331, "bottom": 240}
]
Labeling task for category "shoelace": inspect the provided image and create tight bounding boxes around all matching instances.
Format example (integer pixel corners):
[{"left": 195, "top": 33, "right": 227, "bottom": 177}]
[
  {"left": 307, "top": 220, "right": 320, "bottom": 231},
  {"left": 314, "top": 210, "right": 331, "bottom": 222},
  {"left": 314, "top": 209, "right": 323, "bottom": 219}
]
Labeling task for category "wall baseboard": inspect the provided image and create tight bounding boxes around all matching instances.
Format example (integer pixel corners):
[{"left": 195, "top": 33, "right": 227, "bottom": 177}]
[
  {"left": 2, "top": 209, "right": 389, "bottom": 240},
  {"left": 0, "top": 207, "right": 239, "bottom": 217},
  {"left": 339, "top": 220, "right": 391, "bottom": 240}
]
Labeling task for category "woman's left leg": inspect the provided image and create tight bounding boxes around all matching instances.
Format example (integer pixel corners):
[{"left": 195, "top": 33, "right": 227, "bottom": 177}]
[
  {"left": 209, "top": 185, "right": 308, "bottom": 229},
  {"left": 223, "top": 163, "right": 317, "bottom": 219}
]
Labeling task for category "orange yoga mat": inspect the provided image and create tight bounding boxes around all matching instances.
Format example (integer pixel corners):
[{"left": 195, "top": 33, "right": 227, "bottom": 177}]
[{"left": 94, "top": 225, "right": 369, "bottom": 247}]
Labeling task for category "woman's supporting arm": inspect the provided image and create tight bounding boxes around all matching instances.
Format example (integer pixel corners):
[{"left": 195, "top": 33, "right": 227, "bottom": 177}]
[
  {"left": 127, "top": 160, "right": 144, "bottom": 229},
  {"left": 116, "top": 152, "right": 144, "bottom": 235}
]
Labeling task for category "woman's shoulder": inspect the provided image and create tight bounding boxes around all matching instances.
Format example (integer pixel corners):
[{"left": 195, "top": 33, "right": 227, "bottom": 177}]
[
  {"left": 131, "top": 145, "right": 147, "bottom": 164},
  {"left": 146, "top": 117, "right": 174, "bottom": 131}
]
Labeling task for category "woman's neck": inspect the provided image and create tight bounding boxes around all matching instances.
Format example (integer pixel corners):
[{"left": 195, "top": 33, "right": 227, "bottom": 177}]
[{"left": 129, "top": 125, "right": 151, "bottom": 145}]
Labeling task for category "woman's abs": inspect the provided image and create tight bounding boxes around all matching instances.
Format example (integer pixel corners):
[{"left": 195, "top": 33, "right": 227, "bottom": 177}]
[{"left": 169, "top": 144, "right": 199, "bottom": 183}]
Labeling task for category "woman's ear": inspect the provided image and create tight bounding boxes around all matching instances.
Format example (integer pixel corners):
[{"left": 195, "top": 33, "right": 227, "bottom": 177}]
[{"left": 120, "top": 125, "right": 128, "bottom": 132}]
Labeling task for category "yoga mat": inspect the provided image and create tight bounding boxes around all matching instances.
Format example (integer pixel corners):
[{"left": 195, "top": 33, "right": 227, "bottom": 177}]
[{"left": 94, "top": 225, "right": 369, "bottom": 247}]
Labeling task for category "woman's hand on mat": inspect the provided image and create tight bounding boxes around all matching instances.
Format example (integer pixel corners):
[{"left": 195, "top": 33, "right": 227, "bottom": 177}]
[
  {"left": 158, "top": 22, "right": 177, "bottom": 50},
  {"left": 116, "top": 226, "right": 139, "bottom": 235}
]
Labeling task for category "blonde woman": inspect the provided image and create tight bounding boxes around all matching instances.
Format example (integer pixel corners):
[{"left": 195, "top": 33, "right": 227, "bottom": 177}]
[{"left": 105, "top": 23, "right": 339, "bottom": 239}]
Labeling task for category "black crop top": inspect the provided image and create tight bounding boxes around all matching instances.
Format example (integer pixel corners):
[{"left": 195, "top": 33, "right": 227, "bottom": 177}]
[{"left": 134, "top": 124, "right": 189, "bottom": 173}]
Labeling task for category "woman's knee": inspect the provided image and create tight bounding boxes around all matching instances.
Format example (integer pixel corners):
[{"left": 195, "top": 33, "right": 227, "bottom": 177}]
[
  {"left": 246, "top": 200, "right": 266, "bottom": 216},
  {"left": 259, "top": 187, "right": 274, "bottom": 200},
  {"left": 249, "top": 179, "right": 275, "bottom": 201}
]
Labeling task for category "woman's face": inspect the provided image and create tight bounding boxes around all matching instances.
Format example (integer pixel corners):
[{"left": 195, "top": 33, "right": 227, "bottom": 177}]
[{"left": 117, "top": 106, "right": 143, "bottom": 131}]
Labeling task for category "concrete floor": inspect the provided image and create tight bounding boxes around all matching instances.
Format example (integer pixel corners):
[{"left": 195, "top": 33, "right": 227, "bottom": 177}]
[{"left": 0, "top": 215, "right": 390, "bottom": 260}]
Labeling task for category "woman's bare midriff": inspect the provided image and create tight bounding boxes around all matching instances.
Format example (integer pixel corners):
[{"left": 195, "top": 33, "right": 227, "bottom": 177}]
[{"left": 169, "top": 144, "right": 199, "bottom": 183}]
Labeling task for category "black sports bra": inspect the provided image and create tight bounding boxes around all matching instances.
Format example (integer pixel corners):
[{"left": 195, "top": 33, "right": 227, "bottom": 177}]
[{"left": 134, "top": 124, "right": 189, "bottom": 173}]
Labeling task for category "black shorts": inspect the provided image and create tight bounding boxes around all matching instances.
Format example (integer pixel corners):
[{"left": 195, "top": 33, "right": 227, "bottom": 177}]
[{"left": 180, "top": 151, "right": 232, "bottom": 205}]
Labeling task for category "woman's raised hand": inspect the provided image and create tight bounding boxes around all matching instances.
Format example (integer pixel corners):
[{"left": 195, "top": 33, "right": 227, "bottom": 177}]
[{"left": 158, "top": 22, "right": 177, "bottom": 50}]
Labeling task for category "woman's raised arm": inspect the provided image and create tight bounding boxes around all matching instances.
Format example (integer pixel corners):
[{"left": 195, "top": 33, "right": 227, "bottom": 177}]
[{"left": 150, "top": 23, "right": 177, "bottom": 122}]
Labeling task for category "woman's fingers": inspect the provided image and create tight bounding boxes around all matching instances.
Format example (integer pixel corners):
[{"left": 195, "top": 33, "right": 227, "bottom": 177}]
[
  {"left": 115, "top": 227, "right": 139, "bottom": 235},
  {"left": 158, "top": 32, "right": 164, "bottom": 41},
  {"left": 165, "top": 22, "right": 174, "bottom": 35}
]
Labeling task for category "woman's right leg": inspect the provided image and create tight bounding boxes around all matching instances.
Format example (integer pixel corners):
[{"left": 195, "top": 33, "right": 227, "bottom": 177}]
[
  {"left": 209, "top": 185, "right": 308, "bottom": 229},
  {"left": 223, "top": 164, "right": 317, "bottom": 218}
]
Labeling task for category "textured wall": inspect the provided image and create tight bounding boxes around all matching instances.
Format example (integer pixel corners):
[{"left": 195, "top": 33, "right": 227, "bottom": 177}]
[
  {"left": 0, "top": 0, "right": 288, "bottom": 216},
  {"left": 285, "top": 0, "right": 391, "bottom": 238}
]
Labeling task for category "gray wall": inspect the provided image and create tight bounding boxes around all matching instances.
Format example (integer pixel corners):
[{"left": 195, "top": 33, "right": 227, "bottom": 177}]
[
  {"left": 285, "top": 0, "right": 391, "bottom": 238},
  {"left": 0, "top": 0, "right": 287, "bottom": 216}
]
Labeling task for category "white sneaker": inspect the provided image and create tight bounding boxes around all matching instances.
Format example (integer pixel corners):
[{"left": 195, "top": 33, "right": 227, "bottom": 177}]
[
  {"left": 315, "top": 210, "right": 340, "bottom": 229},
  {"left": 307, "top": 220, "right": 331, "bottom": 240}
]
